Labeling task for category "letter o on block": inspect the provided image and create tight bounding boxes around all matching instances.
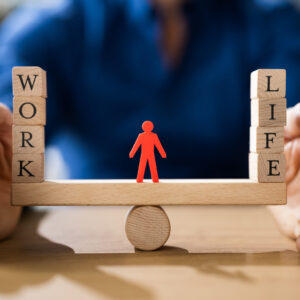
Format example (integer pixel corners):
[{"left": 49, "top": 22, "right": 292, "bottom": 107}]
[
  {"left": 13, "top": 97, "right": 46, "bottom": 125},
  {"left": 19, "top": 102, "right": 37, "bottom": 119},
  {"left": 125, "top": 206, "right": 171, "bottom": 251}
]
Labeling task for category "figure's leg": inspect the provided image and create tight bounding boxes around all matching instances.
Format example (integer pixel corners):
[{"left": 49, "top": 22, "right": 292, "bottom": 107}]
[
  {"left": 148, "top": 155, "right": 159, "bottom": 183},
  {"left": 137, "top": 155, "right": 147, "bottom": 183}
]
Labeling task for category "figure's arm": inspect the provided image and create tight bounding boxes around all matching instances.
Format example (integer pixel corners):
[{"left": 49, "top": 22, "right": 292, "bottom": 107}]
[
  {"left": 154, "top": 134, "right": 166, "bottom": 158},
  {"left": 129, "top": 134, "right": 142, "bottom": 158}
]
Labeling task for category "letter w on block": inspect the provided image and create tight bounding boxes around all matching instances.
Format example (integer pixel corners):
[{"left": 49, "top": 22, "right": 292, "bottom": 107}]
[
  {"left": 17, "top": 74, "right": 38, "bottom": 91},
  {"left": 12, "top": 67, "right": 47, "bottom": 98}
]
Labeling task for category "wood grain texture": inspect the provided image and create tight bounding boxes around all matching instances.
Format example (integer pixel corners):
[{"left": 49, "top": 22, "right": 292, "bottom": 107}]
[
  {"left": 0, "top": 206, "right": 298, "bottom": 300},
  {"left": 12, "top": 66, "right": 47, "bottom": 97},
  {"left": 13, "top": 97, "right": 46, "bottom": 125},
  {"left": 12, "top": 153, "right": 44, "bottom": 183},
  {"left": 13, "top": 125, "right": 44, "bottom": 154},
  {"left": 125, "top": 206, "right": 171, "bottom": 251},
  {"left": 251, "top": 98, "right": 286, "bottom": 127},
  {"left": 249, "top": 153, "right": 285, "bottom": 183},
  {"left": 250, "top": 126, "right": 284, "bottom": 153},
  {"left": 251, "top": 69, "right": 286, "bottom": 99},
  {"left": 11, "top": 179, "right": 286, "bottom": 206}
]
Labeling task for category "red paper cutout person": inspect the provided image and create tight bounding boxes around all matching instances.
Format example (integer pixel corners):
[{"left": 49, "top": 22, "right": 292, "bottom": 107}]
[{"left": 129, "top": 121, "right": 166, "bottom": 183}]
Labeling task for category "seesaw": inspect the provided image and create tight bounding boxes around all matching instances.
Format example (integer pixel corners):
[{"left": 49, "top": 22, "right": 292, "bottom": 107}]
[{"left": 11, "top": 67, "right": 287, "bottom": 251}]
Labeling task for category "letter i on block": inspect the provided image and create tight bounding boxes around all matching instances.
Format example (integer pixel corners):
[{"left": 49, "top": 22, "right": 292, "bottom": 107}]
[
  {"left": 12, "top": 67, "right": 47, "bottom": 183},
  {"left": 249, "top": 69, "right": 286, "bottom": 182}
]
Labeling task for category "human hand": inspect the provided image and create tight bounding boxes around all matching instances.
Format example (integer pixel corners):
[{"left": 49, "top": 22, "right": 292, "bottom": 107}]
[
  {"left": 269, "top": 103, "right": 300, "bottom": 250},
  {"left": 0, "top": 104, "right": 21, "bottom": 240}
]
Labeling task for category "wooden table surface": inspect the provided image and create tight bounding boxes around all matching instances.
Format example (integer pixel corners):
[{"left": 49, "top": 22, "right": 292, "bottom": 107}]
[{"left": 0, "top": 205, "right": 299, "bottom": 300}]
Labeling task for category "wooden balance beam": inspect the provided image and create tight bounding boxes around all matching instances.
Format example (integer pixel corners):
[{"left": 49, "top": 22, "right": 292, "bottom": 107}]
[{"left": 11, "top": 179, "right": 286, "bottom": 206}]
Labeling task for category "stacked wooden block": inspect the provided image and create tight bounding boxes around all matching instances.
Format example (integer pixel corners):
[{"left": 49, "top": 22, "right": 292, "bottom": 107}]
[
  {"left": 12, "top": 67, "right": 47, "bottom": 183},
  {"left": 249, "top": 69, "right": 286, "bottom": 182}
]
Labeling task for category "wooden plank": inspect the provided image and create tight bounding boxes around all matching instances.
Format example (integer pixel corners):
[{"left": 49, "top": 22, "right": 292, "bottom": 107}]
[{"left": 11, "top": 179, "right": 286, "bottom": 206}]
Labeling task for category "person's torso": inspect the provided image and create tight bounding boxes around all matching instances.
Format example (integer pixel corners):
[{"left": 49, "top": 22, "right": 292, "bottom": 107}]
[{"left": 45, "top": 0, "right": 300, "bottom": 179}]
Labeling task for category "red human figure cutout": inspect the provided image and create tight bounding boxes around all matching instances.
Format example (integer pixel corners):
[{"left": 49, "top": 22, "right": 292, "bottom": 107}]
[{"left": 129, "top": 121, "right": 166, "bottom": 183}]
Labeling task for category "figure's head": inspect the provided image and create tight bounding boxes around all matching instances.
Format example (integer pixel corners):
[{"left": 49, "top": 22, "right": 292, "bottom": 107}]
[{"left": 142, "top": 121, "right": 154, "bottom": 132}]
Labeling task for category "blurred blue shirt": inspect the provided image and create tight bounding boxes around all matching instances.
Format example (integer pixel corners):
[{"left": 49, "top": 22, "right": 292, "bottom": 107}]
[{"left": 0, "top": 0, "right": 299, "bottom": 179}]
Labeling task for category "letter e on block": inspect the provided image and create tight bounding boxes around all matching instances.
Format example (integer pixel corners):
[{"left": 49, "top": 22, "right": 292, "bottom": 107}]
[
  {"left": 250, "top": 127, "right": 284, "bottom": 153},
  {"left": 249, "top": 153, "right": 285, "bottom": 182},
  {"left": 13, "top": 125, "right": 44, "bottom": 154},
  {"left": 251, "top": 69, "right": 286, "bottom": 99},
  {"left": 12, "top": 67, "right": 47, "bottom": 97},
  {"left": 12, "top": 154, "right": 44, "bottom": 183},
  {"left": 13, "top": 97, "right": 46, "bottom": 125}
]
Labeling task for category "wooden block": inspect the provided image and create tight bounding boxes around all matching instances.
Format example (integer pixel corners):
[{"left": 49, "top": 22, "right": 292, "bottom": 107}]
[
  {"left": 13, "top": 97, "right": 46, "bottom": 125},
  {"left": 11, "top": 179, "right": 286, "bottom": 206},
  {"left": 125, "top": 205, "right": 171, "bottom": 251},
  {"left": 13, "top": 125, "right": 44, "bottom": 154},
  {"left": 251, "top": 69, "right": 286, "bottom": 99},
  {"left": 250, "top": 126, "right": 284, "bottom": 154},
  {"left": 12, "top": 67, "right": 47, "bottom": 98},
  {"left": 12, "top": 154, "right": 44, "bottom": 183},
  {"left": 251, "top": 98, "right": 286, "bottom": 127},
  {"left": 249, "top": 153, "right": 285, "bottom": 182}
]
